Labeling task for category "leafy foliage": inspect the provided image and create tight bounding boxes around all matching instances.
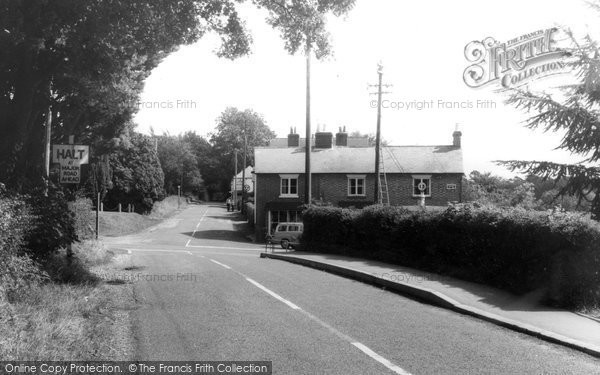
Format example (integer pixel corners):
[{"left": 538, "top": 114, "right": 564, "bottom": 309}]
[
  {"left": 302, "top": 204, "right": 600, "bottom": 308},
  {"left": 103, "top": 130, "right": 165, "bottom": 213},
  {"left": 463, "top": 170, "right": 592, "bottom": 212},
  {"left": 0, "top": 0, "right": 253, "bottom": 189},
  {"left": 209, "top": 107, "right": 276, "bottom": 193},
  {"left": 0, "top": 183, "right": 70, "bottom": 302},
  {"left": 253, "top": 0, "right": 355, "bottom": 58},
  {"left": 156, "top": 133, "right": 204, "bottom": 196},
  {"left": 463, "top": 171, "right": 537, "bottom": 209},
  {"left": 497, "top": 9, "right": 600, "bottom": 219},
  {"left": 24, "top": 185, "right": 77, "bottom": 258},
  {"left": 70, "top": 197, "right": 95, "bottom": 241}
]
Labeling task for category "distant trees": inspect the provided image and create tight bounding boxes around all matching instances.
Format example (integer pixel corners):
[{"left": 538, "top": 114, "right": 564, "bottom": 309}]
[
  {"left": 102, "top": 131, "right": 165, "bottom": 213},
  {"left": 349, "top": 131, "right": 388, "bottom": 146},
  {"left": 182, "top": 131, "right": 220, "bottom": 199},
  {"left": 156, "top": 134, "right": 202, "bottom": 197},
  {"left": 211, "top": 107, "right": 276, "bottom": 193},
  {"left": 463, "top": 170, "right": 591, "bottom": 212}
]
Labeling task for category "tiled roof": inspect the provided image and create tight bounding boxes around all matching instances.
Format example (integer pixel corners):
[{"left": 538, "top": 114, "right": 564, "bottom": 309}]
[
  {"left": 267, "top": 137, "right": 370, "bottom": 148},
  {"left": 254, "top": 146, "right": 463, "bottom": 174}
]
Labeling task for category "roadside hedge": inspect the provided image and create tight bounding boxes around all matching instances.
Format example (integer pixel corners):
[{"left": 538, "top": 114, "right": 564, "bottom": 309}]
[
  {"left": 0, "top": 184, "right": 77, "bottom": 259},
  {"left": 0, "top": 184, "right": 46, "bottom": 303},
  {"left": 301, "top": 204, "right": 600, "bottom": 308}
]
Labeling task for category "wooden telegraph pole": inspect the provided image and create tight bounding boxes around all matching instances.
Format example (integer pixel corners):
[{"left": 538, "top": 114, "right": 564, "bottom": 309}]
[
  {"left": 241, "top": 131, "right": 247, "bottom": 214},
  {"left": 369, "top": 63, "right": 392, "bottom": 204},
  {"left": 233, "top": 149, "right": 238, "bottom": 208},
  {"left": 304, "top": 37, "right": 312, "bottom": 205},
  {"left": 374, "top": 64, "right": 383, "bottom": 204},
  {"left": 44, "top": 107, "right": 52, "bottom": 196}
]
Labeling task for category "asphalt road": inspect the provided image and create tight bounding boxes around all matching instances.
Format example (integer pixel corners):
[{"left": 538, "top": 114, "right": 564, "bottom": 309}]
[{"left": 104, "top": 204, "right": 600, "bottom": 374}]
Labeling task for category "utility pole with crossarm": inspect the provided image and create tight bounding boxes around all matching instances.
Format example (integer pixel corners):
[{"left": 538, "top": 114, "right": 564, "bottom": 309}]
[{"left": 368, "top": 62, "right": 393, "bottom": 204}]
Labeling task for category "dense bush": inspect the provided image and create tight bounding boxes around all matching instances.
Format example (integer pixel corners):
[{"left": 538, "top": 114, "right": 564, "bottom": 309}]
[
  {"left": 71, "top": 197, "right": 96, "bottom": 240},
  {"left": 0, "top": 185, "right": 48, "bottom": 302},
  {"left": 0, "top": 184, "right": 30, "bottom": 255},
  {"left": 301, "top": 204, "right": 600, "bottom": 308},
  {"left": 24, "top": 186, "right": 77, "bottom": 259},
  {"left": 104, "top": 131, "right": 165, "bottom": 214}
]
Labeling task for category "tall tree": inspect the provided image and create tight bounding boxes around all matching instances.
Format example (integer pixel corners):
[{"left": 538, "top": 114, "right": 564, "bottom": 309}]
[
  {"left": 0, "top": 0, "right": 355, "bottom": 192},
  {"left": 156, "top": 133, "right": 204, "bottom": 197},
  {"left": 253, "top": 0, "right": 355, "bottom": 58},
  {"left": 103, "top": 130, "right": 165, "bottom": 213},
  {"left": 497, "top": 14, "right": 600, "bottom": 219},
  {"left": 252, "top": 0, "right": 356, "bottom": 204},
  {"left": 0, "top": 0, "right": 252, "bottom": 189},
  {"left": 210, "top": 107, "right": 275, "bottom": 193},
  {"left": 182, "top": 131, "right": 218, "bottom": 199}
]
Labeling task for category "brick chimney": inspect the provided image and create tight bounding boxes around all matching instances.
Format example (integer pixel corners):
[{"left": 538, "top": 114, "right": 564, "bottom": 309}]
[
  {"left": 452, "top": 125, "right": 462, "bottom": 148},
  {"left": 335, "top": 126, "right": 348, "bottom": 147},
  {"left": 287, "top": 127, "right": 299, "bottom": 147},
  {"left": 315, "top": 132, "right": 333, "bottom": 149}
]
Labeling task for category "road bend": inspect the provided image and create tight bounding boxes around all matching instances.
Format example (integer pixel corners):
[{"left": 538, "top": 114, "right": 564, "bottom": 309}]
[{"left": 103, "top": 204, "right": 600, "bottom": 374}]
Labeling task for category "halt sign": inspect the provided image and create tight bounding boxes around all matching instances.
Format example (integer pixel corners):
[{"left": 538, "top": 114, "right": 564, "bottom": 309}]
[{"left": 52, "top": 144, "right": 89, "bottom": 184}]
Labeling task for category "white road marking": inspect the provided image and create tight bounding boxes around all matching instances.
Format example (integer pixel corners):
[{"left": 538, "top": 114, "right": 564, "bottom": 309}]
[
  {"left": 352, "top": 342, "right": 412, "bottom": 375},
  {"left": 199, "top": 207, "right": 209, "bottom": 222},
  {"left": 242, "top": 275, "right": 410, "bottom": 373},
  {"left": 245, "top": 277, "right": 301, "bottom": 310},
  {"left": 185, "top": 244, "right": 263, "bottom": 251},
  {"left": 138, "top": 205, "right": 411, "bottom": 374},
  {"left": 209, "top": 259, "right": 232, "bottom": 270},
  {"left": 200, "top": 252, "right": 256, "bottom": 257},
  {"left": 186, "top": 207, "right": 210, "bottom": 247},
  {"left": 125, "top": 249, "right": 192, "bottom": 254}
]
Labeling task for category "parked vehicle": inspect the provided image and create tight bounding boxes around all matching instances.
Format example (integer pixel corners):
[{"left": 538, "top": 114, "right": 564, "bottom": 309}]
[{"left": 267, "top": 222, "right": 303, "bottom": 249}]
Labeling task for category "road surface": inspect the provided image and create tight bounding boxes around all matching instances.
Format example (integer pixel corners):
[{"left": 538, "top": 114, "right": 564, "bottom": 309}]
[{"left": 104, "top": 204, "right": 600, "bottom": 374}]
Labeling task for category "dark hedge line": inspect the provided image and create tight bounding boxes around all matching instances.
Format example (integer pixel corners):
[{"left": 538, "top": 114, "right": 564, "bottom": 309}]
[
  {"left": 0, "top": 184, "right": 77, "bottom": 259},
  {"left": 301, "top": 204, "right": 600, "bottom": 308}
]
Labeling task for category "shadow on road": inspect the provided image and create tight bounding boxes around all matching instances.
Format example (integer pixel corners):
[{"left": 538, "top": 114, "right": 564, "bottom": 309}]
[{"left": 181, "top": 230, "right": 250, "bottom": 243}]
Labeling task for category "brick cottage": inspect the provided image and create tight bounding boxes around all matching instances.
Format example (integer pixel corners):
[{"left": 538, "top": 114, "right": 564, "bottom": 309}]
[{"left": 252, "top": 128, "right": 464, "bottom": 240}]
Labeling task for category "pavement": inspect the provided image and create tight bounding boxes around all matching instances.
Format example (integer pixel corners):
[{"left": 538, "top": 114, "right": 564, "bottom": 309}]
[
  {"left": 260, "top": 250, "right": 600, "bottom": 358},
  {"left": 102, "top": 204, "right": 600, "bottom": 374}
]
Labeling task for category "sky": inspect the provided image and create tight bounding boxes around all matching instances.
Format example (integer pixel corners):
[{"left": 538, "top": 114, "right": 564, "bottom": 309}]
[{"left": 133, "top": 0, "right": 598, "bottom": 177}]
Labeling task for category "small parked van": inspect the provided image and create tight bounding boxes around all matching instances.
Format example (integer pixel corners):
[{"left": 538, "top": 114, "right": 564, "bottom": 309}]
[{"left": 268, "top": 222, "right": 303, "bottom": 249}]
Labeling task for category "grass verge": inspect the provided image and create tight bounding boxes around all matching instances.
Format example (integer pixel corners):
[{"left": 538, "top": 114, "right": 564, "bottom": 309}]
[
  {"left": 100, "top": 196, "right": 188, "bottom": 237},
  {"left": 0, "top": 241, "right": 135, "bottom": 360}
]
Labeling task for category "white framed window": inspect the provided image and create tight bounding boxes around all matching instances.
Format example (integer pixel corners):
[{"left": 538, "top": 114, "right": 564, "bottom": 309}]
[
  {"left": 412, "top": 175, "right": 431, "bottom": 197},
  {"left": 446, "top": 183, "right": 457, "bottom": 190},
  {"left": 279, "top": 174, "right": 299, "bottom": 197},
  {"left": 347, "top": 174, "right": 366, "bottom": 196}
]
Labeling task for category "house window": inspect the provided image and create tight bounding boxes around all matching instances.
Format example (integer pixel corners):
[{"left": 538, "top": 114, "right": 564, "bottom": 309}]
[
  {"left": 347, "top": 175, "right": 366, "bottom": 196},
  {"left": 412, "top": 175, "right": 431, "bottom": 197},
  {"left": 280, "top": 174, "right": 299, "bottom": 197},
  {"left": 446, "top": 183, "right": 457, "bottom": 190}
]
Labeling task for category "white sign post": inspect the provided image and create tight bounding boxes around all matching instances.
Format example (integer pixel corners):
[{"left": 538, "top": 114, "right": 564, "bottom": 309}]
[{"left": 52, "top": 144, "right": 89, "bottom": 184}]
